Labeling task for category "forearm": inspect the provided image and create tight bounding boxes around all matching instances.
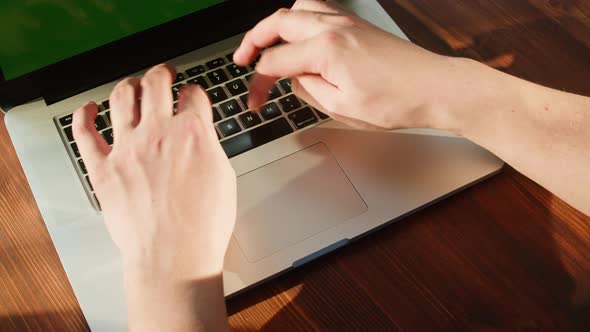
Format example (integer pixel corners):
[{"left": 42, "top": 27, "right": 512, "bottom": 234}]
[
  {"left": 124, "top": 270, "right": 229, "bottom": 332},
  {"left": 434, "top": 58, "right": 590, "bottom": 215}
]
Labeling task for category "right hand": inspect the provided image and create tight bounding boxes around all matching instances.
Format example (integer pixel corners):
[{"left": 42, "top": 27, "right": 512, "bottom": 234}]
[{"left": 234, "top": 0, "right": 459, "bottom": 130}]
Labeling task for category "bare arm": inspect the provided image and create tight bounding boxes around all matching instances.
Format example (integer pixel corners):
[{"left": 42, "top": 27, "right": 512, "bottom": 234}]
[
  {"left": 441, "top": 59, "right": 590, "bottom": 215},
  {"left": 236, "top": 0, "right": 590, "bottom": 216}
]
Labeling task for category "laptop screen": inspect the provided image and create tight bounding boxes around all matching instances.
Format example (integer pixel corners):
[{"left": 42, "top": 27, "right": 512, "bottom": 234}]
[{"left": 0, "top": 0, "right": 225, "bottom": 81}]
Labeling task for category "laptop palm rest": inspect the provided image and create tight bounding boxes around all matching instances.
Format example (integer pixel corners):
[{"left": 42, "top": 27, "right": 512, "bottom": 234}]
[{"left": 234, "top": 143, "right": 368, "bottom": 262}]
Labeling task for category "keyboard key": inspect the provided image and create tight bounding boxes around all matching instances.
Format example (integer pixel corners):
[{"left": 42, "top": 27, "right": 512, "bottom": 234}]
[
  {"left": 207, "top": 69, "right": 229, "bottom": 85},
  {"left": 226, "top": 52, "right": 235, "bottom": 63},
  {"left": 187, "top": 76, "right": 209, "bottom": 89},
  {"left": 226, "top": 79, "right": 248, "bottom": 96},
  {"left": 250, "top": 54, "right": 261, "bottom": 68},
  {"left": 175, "top": 73, "right": 185, "bottom": 84},
  {"left": 172, "top": 83, "right": 185, "bottom": 101},
  {"left": 238, "top": 112, "right": 262, "bottom": 129},
  {"left": 105, "top": 111, "right": 111, "bottom": 123},
  {"left": 279, "top": 95, "right": 302, "bottom": 112},
  {"left": 279, "top": 79, "right": 292, "bottom": 93},
  {"left": 94, "top": 116, "right": 107, "bottom": 131},
  {"left": 78, "top": 159, "right": 88, "bottom": 174},
  {"left": 102, "top": 100, "right": 110, "bottom": 110},
  {"left": 316, "top": 110, "right": 330, "bottom": 120},
  {"left": 246, "top": 73, "right": 254, "bottom": 82},
  {"left": 221, "top": 118, "right": 293, "bottom": 158},
  {"left": 64, "top": 126, "right": 74, "bottom": 142},
  {"left": 260, "top": 102, "right": 282, "bottom": 120},
  {"left": 289, "top": 107, "right": 318, "bottom": 129},
  {"left": 102, "top": 128, "right": 114, "bottom": 145},
  {"left": 239, "top": 94, "right": 249, "bottom": 108},
  {"left": 269, "top": 85, "right": 282, "bottom": 100},
  {"left": 218, "top": 118, "right": 241, "bottom": 137},
  {"left": 212, "top": 107, "right": 222, "bottom": 122},
  {"left": 206, "top": 57, "right": 226, "bottom": 70},
  {"left": 173, "top": 102, "right": 179, "bottom": 114},
  {"left": 226, "top": 64, "right": 248, "bottom": 78},
  {"left": 186, "top": 65, "right": 206, "bottom": 77},
  {"left": 207, "top": 87, "right": 228, "bottom": 104},
  {"left": 59, "top": 114, "right": 73, "bottom": 126},
  {"left": 71, "top": 142, "right": 80, "bottom": 158},
  {"left": 220, "top": 99, "right": 242, "bottom": 117}
]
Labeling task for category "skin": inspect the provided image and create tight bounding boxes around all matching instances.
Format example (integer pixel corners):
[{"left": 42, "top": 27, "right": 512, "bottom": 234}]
[{"left": 72, "top": 0, "right": 590, "bottom": 330}]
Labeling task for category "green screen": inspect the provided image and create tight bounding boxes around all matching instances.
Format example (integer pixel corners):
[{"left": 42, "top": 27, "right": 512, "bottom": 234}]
[{"left": 0, "top": 0, "right": 224, "bottom": 80}]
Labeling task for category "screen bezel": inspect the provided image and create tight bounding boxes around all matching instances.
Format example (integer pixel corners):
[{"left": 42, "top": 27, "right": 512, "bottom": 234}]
[{"left": 0, "top": 0, "right": 293, "bottom": 111}]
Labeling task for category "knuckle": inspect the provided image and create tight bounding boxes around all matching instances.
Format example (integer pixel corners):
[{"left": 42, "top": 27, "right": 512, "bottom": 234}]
[
  {"left": 320, "top": 30, "right": 345, "bottom": 47},
  {"left": 335, "top": 15, "right": 358, "bottom": 27},
  {"left": 275, "top": 7, "right": 290, "bottom": 16}
]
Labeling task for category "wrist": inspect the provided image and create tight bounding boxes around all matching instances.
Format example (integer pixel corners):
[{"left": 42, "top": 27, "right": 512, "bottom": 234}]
[{"left": 422, "top": 56, "right": 525, "bottom": 137}]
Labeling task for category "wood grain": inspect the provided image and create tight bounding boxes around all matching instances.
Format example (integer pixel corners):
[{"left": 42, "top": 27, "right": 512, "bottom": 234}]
[{"left": 1, "top": 1, "right": 590, "bottom": 331}]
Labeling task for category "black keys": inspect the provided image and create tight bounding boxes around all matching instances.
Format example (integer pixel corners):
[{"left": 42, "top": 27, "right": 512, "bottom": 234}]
[
  {"left": 78, "top": 159, "right": 88, "bottom": 174},
  {"left": 289, "top": 107, "right": 318, "bottom": 129},
  {"left": 175, "top": 73, "right": 185, "bottom": 83},
  {"left": 64, "top": 126, "right": 74, "bottom": 142},
  {"left": 221, "top": 118, "right": 293, "bottom": 158},
  {"left": 94, "top": 115, "right": 107, "bottom": 131},
  {"left": 186, "top": 65, "right": 205, "bottom": 77},
  {"left": 207, "top": 69, "right": 229, "bottom": 85},
  {"left": 86, "top": 176, "right": 93, "bottom": 191},
  {"left": 102, "top": 100, "right": 110, "bottom": 110},
  {"left": 207, "top": 87, "right": 228, "bottom": 104},
  {"left": 239, "top": 94, "right": 249, "bottom": 108},
  {"left": 238, "top": 112, "right": 262, "bottom": 129},
  {"left": 71, "top": 143, "right": 80, "bottom": 158},
  {"left": 206, "top": 57, "right": 226, "bottom": 70},
  {"left": 173, "top": 102, "right": 179, "bottom": 114},
  {"left": 246, "top": 73, "right": 254, "bottom": 82},
  {"left": 212, "top": 107, "right": 222, "bottom": 122},
  {"left": 218, "top": 118, "right": 241, "bottom": 137},
  {"left": 187, "top": 76, "right": 209, "bottom": 89},
  {"left": 59, "top": 114, "right": 73, "bottom": 126},
  {"left": 260, "top": 102, "right": 282, "bottom": 120},
  {"left": 226, "top": 52, "right": 235, "bottom": 63},
  {"left": 225, "top": 79, "right": 248, "bottom": 96},
  {"left": 226, "top": 64, "right": 248, "bottom": 78},
  {"left": 172, "top": 83, "right": 184, "bottom": 100},
  {"left": 105, "top": 111, "right": 111, "bottom": 123},
  {"left": 317, "top": 110, "right": 330, "bottom": 120},
  {"left": 279, "top": 94, "right": 302, "bottom": 112},
  {"left": 102, "top": 128, "right": 114, "bottom": 145},
  {"left": 279, "top": 79, "right": 292, "bottom": 93},
  {"left": 269, "top": 85, "right": 282, "bottom": 100},
  {"left": 220, "top": 99, "right": 242, "bottom": 117}
]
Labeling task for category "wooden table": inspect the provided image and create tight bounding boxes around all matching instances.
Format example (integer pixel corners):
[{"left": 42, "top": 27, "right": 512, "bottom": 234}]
[{"left": 1, "top": 1, "right": 590, "bottom": 331}]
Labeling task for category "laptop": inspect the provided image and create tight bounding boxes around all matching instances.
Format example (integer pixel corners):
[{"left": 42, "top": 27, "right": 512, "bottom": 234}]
[{"left": 0, "top": 0, "right": 504, "bottom": 330}]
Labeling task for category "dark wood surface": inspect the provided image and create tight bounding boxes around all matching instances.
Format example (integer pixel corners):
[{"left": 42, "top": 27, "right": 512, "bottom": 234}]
[{"left": 1, "top": 1, "right": 590, "bottom": 331}]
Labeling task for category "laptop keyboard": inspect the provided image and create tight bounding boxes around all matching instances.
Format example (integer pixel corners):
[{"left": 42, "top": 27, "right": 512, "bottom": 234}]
[{"left": 55, "top": 48, "right": 330, "bottom": 210}]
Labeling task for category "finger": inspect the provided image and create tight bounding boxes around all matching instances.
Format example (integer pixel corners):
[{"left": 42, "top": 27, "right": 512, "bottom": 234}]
[
  {"left": 247, "top": 39, "right": 325, "bottom": 109},
  {"left": 176, "top": 84, "right": 216, "bottom": 137},
  {"left": 109, "top": 77, "right": 141, "bottom": 136},
  {"left": 292, "top": 0, "right": 343, "bottom": 13},
  {"left": 234, "top": 9, "right": 343, "bottom": 66},
  {"left": 139, "top": 64, "right": 176, "bottom": 122},
  {"left": 291, "top": 74, "right": 339, "bottom": 111},
  {"left": 72, "top": 102, "right": 111, "bottom": 172}
]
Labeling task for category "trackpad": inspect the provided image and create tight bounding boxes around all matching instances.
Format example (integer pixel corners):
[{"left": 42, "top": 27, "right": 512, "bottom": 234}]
[{"left": 234, "top": 143, "right": 368, "bottom": 262}]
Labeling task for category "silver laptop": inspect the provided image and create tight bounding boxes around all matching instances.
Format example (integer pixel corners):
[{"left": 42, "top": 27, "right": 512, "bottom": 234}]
[{"left": 1, "top": 0, "right": 503, "bottom": 330}]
